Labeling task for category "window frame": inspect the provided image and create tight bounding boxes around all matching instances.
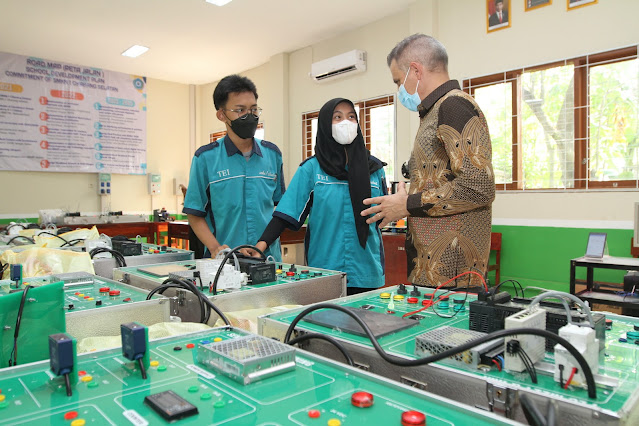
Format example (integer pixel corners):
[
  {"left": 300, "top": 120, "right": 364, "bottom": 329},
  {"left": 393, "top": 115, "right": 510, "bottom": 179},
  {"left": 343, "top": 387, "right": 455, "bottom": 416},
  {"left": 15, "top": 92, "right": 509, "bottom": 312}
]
[{"left": 463, "top": 45, "right": 638, "bottom": 191}]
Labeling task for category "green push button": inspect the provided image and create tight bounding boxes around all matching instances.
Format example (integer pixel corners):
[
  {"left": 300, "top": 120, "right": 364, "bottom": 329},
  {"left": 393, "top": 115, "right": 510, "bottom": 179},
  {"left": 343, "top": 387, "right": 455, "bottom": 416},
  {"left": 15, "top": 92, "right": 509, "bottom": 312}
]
[
  {"left": 188, "top": 386, "right": 199, "bottom": 393},
  {"left": 87, "top": 381, "right": 99, "bottom": 388},
  {"left": 214, "top": 400, "right": 226, "bottom": 408},
  {"left": 157, "top": 365, "right": 167, "bottom": 372},
  {"left": 201, "top": 393, "right": 212, "bottom": 400},
  {"left": 0, "top": 401, "right": 8, "bottom": 409}
]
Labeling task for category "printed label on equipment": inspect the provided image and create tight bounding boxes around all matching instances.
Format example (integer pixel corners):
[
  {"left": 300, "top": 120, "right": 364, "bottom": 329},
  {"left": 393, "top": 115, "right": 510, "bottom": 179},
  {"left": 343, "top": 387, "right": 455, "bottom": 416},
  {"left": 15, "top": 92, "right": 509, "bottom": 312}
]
[
  {"left": 123, "top": 409, "right": 149, "bottom": 426},
  {"left": 187, "top": 364, "right": 216, "bottom": 379},
  {"left": 296, "top": 357, "right": 315, "bottom": 367}
]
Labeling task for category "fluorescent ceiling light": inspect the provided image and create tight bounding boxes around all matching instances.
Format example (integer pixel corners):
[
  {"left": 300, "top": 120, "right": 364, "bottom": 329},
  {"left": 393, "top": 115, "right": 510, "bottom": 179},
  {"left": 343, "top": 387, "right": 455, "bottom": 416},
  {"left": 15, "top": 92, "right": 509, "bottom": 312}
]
[
  {"left": 121, "top": 45, "right": 149, "bottom": 58},
  {"left": 206, "top": 0, "right": 232, "bottom": 6}
]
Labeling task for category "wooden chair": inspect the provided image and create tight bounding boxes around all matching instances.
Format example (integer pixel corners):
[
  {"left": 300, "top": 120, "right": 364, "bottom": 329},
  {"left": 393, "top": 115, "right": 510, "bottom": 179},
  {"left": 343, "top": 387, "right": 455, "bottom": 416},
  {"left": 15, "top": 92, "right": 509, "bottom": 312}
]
[
  {"left": 632, "top": 238, "right": 639, "bottom": 258},
  {"left": 487, "top": 232, "right": 502, "bottom": 285}
]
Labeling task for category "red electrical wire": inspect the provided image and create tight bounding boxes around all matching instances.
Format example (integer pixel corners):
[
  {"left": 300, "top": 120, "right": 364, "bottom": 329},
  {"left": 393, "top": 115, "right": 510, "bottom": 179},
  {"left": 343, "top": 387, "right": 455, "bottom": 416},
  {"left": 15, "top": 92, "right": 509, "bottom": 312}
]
[
  {"left": 491, "top": 359, "right": 502, "bottom": 371},
  {"left": 564, "top": 367, "right": 578, "bottom": 389}
]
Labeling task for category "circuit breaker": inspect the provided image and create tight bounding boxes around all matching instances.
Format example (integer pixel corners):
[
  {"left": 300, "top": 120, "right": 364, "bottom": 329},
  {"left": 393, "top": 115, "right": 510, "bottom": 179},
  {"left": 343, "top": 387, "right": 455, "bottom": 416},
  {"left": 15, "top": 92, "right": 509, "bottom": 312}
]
[
  {"left": 148, "top": 173, "right": 161, "bottom": 195},
  {"left": 98, "top": 173, "right": 111, "bottom": 195}
]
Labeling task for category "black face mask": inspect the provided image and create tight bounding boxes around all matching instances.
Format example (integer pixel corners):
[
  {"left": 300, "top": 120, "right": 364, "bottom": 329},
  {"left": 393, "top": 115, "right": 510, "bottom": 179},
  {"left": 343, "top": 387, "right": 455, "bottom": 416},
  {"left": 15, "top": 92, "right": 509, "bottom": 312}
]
[{"left": 229, "top": 113, "right": 258, "bottom": 139}]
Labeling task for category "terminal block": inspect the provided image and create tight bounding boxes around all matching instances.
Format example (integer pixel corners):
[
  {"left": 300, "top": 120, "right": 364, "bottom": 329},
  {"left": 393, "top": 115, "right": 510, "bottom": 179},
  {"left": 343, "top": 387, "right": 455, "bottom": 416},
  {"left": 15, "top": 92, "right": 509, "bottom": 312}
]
[
  {"left": 504, "top": 308, "right": 546, "bottom": 373},
  {"left": 554, "top": 324, "right": 599, "bottom": 386}
]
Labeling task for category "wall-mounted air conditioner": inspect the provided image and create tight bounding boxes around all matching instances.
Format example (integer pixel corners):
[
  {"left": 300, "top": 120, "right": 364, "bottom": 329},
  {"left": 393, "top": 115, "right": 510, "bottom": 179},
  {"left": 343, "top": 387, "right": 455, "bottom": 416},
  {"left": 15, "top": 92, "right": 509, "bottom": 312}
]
[{"left": 310, "top": 50, "right": 367, "bottom": 82}]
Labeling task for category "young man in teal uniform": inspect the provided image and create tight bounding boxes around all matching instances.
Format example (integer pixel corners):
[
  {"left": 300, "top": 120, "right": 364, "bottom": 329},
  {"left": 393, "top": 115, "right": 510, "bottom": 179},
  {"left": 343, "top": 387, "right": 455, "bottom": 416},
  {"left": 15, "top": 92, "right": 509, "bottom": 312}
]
[{"left": 183, "top": 75, "right": 285, "bottom": 260}]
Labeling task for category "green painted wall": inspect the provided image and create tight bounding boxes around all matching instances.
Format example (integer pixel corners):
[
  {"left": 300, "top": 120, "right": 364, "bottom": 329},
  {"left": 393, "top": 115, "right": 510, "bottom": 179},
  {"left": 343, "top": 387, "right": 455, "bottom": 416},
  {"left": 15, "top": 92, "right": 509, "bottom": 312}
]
[{"left": 489, "top": 225, "right": 634, "bottom": 292}]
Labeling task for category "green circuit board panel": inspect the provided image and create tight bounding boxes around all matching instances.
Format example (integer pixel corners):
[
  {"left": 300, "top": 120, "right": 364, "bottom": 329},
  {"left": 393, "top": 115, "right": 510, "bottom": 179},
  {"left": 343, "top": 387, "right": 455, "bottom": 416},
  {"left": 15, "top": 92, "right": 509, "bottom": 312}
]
[
  {"left": 1, "top": 274, "right": 159, "bottom": 313},
  {"left": 0, "top": 327, "right": 516, "bottom": 425},
  {"left": 117, "top": 260, "right": 341, "bottom": 292},
  {"left": 264, "top": 286, "right": 639, "bottom": 416}
]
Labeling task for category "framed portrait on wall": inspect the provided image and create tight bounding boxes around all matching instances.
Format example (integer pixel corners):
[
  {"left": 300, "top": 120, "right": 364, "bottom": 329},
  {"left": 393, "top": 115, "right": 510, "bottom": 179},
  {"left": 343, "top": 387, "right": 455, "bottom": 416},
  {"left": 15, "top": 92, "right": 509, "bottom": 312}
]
[
  {"left": 567, "top": 0, "right": 597, "bottom": 10},
  {"left": 487, "top": 0, "right": 511, "bottom": 32},
  {"left": 525, "top": 0, "right": 551, "bottom": 12}
]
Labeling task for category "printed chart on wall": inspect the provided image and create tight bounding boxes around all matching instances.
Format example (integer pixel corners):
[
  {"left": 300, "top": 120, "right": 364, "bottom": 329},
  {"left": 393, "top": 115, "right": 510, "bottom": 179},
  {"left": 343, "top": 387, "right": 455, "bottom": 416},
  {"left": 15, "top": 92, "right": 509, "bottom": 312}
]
[{"left": 0, "top": 51, "right": 146, "bottom": 174}]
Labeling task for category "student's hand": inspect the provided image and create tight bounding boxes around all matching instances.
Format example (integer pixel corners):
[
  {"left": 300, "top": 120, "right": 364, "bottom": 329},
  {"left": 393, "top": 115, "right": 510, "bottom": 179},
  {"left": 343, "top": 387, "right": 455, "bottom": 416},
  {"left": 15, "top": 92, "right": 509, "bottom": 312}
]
[
  {"left": 361, "top": 181, "right": 409, "bottom": 228},
  {"left": 212, "top": 244, "right": 230, "bottom": 258},
  {"left": 240, "top": 241, "right": 268, "bottom": 258}
]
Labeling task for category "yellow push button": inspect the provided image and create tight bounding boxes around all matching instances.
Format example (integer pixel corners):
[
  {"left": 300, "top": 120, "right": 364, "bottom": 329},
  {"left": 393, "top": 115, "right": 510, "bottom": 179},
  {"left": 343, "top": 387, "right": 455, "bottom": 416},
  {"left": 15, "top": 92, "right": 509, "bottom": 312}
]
[
  {"left": 71, "top": 419, "right": 86, "bottom": 426},
  {"left": 380, "top": 292, "right": 391, "bottom": 299}
]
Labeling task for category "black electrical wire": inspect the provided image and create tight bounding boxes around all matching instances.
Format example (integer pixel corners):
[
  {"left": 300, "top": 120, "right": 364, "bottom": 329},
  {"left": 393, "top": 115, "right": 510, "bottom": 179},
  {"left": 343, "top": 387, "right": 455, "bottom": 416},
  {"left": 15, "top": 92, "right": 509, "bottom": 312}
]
[
  {"left": 518, "top": 349, "right": 538, "bottom": 384},
  {"left": 89, "top": 247, "right": 127, "bottom": 267},
  {"left": 147, "top": 277, "right": 231, "bottom": 326},
  {"left": 429, "top": 272, "right": 472, "bottom": 319},
  {"left": 61, "top": 238, "right": 85, "bottom": 247},
  {"left": 147, "top": 281, "right": 206, "bottom": 323},
  {"left": 9, "top": 284, "right": 31, "bottom": 367},
  {"left": 519, "top": 393, "right": 548, "bottom": 426},
  {"left": 495, "top": 279, "right": 524, "bottom": 298},
  {"left": 211, "top": 245, "right": 266, "bottom": 295},
  {"left": 137, "top": 358, "right": 147, "bottom": 379},
  {"left": 35, "top": 231, "right": 69, "bottom": 244},
  {"left": 282, "top": 303, "right": 597, "bottom": 399},
  {"left": 6, "top": 235, "right": 35, "bottom": 245},
  {"left": 287, "top": 333, "right": 355, "bottom": 366}
]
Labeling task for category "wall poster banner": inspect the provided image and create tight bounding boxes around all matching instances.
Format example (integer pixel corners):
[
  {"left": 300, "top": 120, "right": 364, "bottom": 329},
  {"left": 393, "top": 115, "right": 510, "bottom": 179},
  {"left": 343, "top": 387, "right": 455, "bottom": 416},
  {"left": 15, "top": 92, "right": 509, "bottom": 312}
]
[{"left": 0, "top": 51, "right": 146, "bottom": 174}]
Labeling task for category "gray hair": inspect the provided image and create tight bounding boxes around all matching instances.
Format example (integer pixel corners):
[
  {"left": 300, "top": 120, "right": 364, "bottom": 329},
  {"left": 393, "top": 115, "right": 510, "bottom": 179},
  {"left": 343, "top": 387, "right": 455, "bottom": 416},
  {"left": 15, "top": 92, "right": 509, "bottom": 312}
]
[{"left": 387, "top": 34, "right": 448, "bottom": 72}]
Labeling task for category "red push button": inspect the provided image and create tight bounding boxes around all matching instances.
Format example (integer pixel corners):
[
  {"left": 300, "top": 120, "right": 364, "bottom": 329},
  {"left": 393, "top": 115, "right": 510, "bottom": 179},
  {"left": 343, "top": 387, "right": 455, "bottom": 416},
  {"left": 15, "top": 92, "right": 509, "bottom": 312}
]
[
  {"left": 421, "top": 300, "right": 433, "bottom": 307},
  {"left": 123, "top": 297, "right": 132, "bottom": 302},
  {"left": 83, "top": 296, "right": 90, "bottom": 299},
  {"left": 351, "top": 391, "right": 374, "bottom": 408},
  {"left": 99, "top": 287, "right": 110, "bottom": 292},
  {"left": 401, "top": 410, "right": 426, "bottom": 426},
  {"left": 407, "top": 297, "right": 419, "bottom": 304},
  {"left": 78, "top": 370, "right": 87, "bottom": 376},
  {"left": 186, "top": 343, "right": 195, "bottom": 349},
  {"left": 74, "top": 292, "right": 80, "bottom": 295},
  {"left": 64, "top": 411, "right": 79, "bottom": 420},
  {"left": 286, "top": 272, "right": 295, "bottom": 276},
  {"left": 109, "top": 290, "right": 120, "bottom": 296},
  {"left": 308, "top": 409, "right": 320, "bottom": 418}
]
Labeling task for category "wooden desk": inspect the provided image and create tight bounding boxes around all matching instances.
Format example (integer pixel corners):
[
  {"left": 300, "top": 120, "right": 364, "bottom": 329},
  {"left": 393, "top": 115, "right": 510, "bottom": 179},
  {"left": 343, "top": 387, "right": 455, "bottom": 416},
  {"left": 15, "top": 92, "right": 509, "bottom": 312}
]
[
  {"left": 167, "top": 221, "right": 191, "bottom": 249},
  {"left": 66, "top": 222, "right": 159, "bottom": 244}
]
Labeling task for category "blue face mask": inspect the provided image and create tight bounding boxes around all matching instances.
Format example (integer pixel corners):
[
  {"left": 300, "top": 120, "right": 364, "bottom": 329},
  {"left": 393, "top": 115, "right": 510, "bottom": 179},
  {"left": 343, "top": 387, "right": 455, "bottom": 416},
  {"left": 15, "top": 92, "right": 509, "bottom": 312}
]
[{"left": 398, "top": 69, "right": 421, "bottom": 112}]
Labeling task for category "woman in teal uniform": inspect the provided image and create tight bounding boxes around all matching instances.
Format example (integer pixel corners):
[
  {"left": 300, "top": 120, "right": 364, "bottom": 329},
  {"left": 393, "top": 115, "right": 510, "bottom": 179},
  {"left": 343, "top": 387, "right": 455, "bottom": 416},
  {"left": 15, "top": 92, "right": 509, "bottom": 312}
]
[{"left": 251, "top": 98, "right": 387, "bottom": 295}]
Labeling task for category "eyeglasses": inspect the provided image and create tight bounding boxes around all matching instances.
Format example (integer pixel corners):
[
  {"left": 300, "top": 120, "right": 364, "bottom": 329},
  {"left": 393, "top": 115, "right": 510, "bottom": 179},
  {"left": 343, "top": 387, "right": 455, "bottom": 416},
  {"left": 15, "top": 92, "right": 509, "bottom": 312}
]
[{"left": 223, "top": 107, "right": 262, "bottom": 119}]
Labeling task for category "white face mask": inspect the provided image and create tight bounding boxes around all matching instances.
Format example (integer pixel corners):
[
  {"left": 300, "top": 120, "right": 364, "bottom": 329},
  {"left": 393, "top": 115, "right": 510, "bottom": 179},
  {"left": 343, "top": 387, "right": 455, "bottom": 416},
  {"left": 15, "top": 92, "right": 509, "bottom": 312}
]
[{"left": 332, "top": 119, "right": 359, "bottom": 145}]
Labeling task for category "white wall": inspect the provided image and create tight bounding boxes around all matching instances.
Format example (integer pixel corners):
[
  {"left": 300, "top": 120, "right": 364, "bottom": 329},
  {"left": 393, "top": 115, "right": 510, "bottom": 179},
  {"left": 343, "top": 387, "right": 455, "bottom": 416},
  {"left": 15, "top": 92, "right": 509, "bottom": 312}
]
[
  {"left": 0, "top": 77, "right": 191, "bottom": 218},
  {"left": 190, "top": 0, "right": 637, "bottom": 228},
  {"left": 419, "top": 0, "right": 639, "bottom": 227}
]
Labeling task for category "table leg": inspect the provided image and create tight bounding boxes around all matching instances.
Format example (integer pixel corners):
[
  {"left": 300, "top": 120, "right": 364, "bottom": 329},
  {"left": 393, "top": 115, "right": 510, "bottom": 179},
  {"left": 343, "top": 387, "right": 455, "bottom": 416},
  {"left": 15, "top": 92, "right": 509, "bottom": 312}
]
[{"left": 570, "top": 261, "right": 576, "bottom": 294}]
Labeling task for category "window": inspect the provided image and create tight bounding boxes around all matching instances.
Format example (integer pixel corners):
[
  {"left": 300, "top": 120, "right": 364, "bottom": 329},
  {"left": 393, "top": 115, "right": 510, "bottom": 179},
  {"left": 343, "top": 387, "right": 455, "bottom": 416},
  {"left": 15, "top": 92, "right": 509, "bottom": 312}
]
[
  {"left": 209, "top": 123, "right": 265, "bottom": 143},
  {"left": 464, "top": 46, "right": 639, "bottom": 190},
  {"left": 301, "top": 95, "right": 396, "bottom": 179}
]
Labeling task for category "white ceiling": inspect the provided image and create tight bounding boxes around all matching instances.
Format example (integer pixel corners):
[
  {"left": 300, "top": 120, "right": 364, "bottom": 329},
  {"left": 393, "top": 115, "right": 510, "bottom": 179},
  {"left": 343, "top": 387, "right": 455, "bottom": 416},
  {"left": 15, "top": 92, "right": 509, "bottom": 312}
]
[{"left": 0, "top": 0, "right": 414, "bottom": 85}]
